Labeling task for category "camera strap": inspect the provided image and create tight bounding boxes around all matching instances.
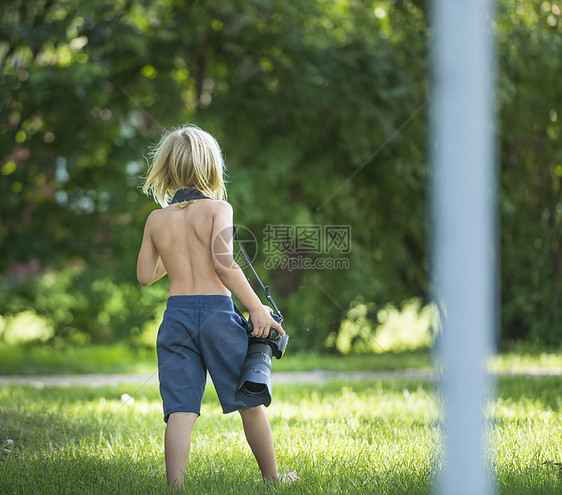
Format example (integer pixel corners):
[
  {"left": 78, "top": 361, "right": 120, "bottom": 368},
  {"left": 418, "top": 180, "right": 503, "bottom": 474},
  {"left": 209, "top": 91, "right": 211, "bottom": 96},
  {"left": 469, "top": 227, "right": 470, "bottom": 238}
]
[
  {"left": 170, "top": 188, "right": 283, "bottom": 320},
  {"left": 233, "top": 225, "right": 283, "bottom": 320}
]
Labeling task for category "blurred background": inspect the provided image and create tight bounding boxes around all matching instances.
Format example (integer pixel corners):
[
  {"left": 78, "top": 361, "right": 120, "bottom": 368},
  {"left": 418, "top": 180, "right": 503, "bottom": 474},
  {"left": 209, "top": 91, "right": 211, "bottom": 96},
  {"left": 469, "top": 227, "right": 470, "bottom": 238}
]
[{"left": 0, "top": 0, "right": 560, "bottom": 372}]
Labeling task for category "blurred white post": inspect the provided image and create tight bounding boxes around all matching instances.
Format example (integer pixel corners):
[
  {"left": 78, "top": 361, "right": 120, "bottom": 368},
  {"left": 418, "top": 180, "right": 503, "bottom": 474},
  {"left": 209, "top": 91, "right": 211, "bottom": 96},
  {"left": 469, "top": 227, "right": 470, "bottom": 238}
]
[{"left": 431, "top": 0, "right": 496, "bottom": 494}]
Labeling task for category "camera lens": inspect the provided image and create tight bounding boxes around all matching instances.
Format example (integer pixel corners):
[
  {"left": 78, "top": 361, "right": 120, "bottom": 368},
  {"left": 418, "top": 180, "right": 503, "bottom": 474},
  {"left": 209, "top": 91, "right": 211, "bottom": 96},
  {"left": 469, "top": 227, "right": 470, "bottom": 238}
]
[
  {"left": 235, "top": 342, "right": 273, "bottom": 407},
  {"left": 240, "top": 381, "right": 267, "bottom": 396}
]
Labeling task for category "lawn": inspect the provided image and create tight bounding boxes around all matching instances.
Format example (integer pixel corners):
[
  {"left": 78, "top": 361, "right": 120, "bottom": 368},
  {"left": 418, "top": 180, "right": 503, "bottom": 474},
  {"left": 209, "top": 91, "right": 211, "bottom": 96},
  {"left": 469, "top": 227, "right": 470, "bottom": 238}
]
[
  {"left": 2, "top": 342, "right": 562, "bottom": 376},
  {"left": 0, "top": 343, "right": 434, "bottom": 375},
  {"left": 1, "top": 376, "right": 562, "bottom": 494}
]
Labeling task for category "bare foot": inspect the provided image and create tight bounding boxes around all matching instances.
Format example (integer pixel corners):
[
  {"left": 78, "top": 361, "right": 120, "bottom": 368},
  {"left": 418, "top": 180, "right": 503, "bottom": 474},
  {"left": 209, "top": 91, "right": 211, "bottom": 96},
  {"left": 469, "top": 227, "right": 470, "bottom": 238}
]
[{"left": 273, "top": 470, "right": 300, "bottom": 486}]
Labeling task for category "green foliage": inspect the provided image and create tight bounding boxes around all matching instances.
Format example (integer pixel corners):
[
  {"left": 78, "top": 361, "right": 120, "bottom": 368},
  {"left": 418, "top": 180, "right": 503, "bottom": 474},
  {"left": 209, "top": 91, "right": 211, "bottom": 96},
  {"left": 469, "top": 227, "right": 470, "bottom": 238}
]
[
  {"left": 0, "top": 310, "right": 53, "bottom": 344},
  {"left": 0, "top": 0, "right": 560, "bottom": 348},
  {"left": 0, "top": 265, "right": 168, "bottom": 345},
  {"left": 0, "top": 0, "right": 429, "bottom": 349},
  {"left": 327, "top": 297, "right": 436, "bottom": 354},
  {"left": 496, "top": 1, "right": 562, "bottom": 343}
]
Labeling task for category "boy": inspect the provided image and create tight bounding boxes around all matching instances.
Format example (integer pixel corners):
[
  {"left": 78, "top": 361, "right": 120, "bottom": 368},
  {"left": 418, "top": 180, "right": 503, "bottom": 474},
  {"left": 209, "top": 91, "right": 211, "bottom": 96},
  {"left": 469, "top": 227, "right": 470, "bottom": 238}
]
[{"left": 136, "top": 124, "right": 298, "bottom": 489}]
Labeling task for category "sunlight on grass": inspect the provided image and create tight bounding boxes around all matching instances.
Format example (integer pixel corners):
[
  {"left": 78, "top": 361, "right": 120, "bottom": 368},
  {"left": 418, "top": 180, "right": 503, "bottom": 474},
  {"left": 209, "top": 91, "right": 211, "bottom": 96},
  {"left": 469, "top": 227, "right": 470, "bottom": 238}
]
[
  {"left": 2, "top": 377, "right": 562, "bottom": 493},
  {"left": 486, "top": 377, "right": 562, "bottom": 494},
  {"left": 0, "top": 380, "right": 440, "bottom": 494},
  {"left": 489, "top": 351, "right": 562, "bottom": 374}
]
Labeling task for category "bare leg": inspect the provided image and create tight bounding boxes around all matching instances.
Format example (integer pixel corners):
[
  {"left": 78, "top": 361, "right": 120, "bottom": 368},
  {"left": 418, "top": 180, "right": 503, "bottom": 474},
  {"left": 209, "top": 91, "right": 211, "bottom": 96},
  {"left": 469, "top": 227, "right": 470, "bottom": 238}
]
[
  {"left": 238, "top": 406, "right": 299, "bottom": 484},
  {"left": 164, "top": 412, "right": 198, "bottom": 490},
  {"left": 239, "top": 406, "right": 279, "bottom": 480}
]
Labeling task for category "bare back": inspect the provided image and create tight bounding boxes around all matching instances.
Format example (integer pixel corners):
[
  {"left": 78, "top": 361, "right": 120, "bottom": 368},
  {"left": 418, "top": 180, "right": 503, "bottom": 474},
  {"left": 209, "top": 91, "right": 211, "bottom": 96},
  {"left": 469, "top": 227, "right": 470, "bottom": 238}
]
[
  {"left": 149, "top": 199, "right": 229, "bottom": 296},
  {"left": 137, "top": 193, "right": 285, "bottom": 337}
]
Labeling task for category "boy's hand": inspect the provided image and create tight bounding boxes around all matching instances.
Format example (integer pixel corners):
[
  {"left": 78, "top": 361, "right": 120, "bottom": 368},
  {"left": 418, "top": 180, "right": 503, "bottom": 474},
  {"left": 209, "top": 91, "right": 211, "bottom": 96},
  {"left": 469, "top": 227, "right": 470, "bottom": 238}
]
[{"left": 248, "top": 305, "right": 285, "bottom": 338}]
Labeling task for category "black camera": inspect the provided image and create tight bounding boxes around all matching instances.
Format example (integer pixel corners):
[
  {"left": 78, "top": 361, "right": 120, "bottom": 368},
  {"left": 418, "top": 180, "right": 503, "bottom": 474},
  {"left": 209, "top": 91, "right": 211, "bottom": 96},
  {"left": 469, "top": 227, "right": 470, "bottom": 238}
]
[
  {"left": 247, "top": 314, "right": 288, "bottom": 359},
  {"left": 230, "top": 224, "right": 289, "bottom": 407},
  {"left": 234, "top": 314, "right": 289, "bottom": 407}
]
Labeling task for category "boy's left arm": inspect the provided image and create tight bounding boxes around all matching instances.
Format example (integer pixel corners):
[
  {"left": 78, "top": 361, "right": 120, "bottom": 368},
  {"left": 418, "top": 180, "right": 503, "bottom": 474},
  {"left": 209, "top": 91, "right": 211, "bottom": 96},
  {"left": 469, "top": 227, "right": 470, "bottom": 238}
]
[{"left": 137, "top": 213, "right": 167, "bottom": 286}]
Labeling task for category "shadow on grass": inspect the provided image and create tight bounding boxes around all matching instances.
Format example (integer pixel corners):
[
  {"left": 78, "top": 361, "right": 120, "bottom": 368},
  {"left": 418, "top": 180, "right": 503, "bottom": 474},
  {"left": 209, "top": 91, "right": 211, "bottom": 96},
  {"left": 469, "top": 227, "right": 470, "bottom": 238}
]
[
  {"left": 0, "top": 451, "right": 167, "bottom": 495},
  {"left": 493, "top": 465, "right": 562, "bottom": 495},
  {"left": 497, "top": 376, "right": 562, "bottom": 412}
]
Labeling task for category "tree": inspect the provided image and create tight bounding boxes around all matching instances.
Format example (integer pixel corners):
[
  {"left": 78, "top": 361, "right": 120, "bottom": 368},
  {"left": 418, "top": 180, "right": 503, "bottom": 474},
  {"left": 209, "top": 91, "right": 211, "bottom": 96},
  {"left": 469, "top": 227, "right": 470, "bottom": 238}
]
[{"left": 1, "top": 0, "right": 559, "bottom": 349}]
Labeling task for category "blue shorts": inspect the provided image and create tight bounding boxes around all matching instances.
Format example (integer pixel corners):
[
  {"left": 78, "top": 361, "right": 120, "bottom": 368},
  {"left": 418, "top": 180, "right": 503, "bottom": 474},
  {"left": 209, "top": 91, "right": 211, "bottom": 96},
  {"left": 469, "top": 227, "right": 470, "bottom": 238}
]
[{"left": 156, "top": 295, "right": 250, "bottom": 422}]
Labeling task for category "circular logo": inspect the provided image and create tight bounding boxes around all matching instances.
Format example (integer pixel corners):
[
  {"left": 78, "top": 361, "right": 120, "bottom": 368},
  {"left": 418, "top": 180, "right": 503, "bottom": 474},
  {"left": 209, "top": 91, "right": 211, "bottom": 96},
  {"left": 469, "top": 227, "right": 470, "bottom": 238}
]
[{"left": 212, "top": 225, "right": 258, "bottom": 270}]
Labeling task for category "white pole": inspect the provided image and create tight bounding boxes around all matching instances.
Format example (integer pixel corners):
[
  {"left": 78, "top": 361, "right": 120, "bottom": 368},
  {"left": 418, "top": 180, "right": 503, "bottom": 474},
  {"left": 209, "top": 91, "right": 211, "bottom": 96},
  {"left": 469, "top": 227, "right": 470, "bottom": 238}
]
[{"left": 431, "top": 0, "right": 496, "bottom": 494}]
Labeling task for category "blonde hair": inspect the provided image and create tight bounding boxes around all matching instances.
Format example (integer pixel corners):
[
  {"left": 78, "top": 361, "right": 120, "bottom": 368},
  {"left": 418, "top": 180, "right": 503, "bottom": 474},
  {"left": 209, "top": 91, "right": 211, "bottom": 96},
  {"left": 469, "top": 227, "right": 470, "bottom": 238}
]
[{"left": 142, "top": 124, "right": 227, "bottom": 206}]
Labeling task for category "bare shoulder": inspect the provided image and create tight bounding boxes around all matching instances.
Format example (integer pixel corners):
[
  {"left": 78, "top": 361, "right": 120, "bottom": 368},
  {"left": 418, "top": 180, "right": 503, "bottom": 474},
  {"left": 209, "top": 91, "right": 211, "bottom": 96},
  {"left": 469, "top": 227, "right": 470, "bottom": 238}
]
[
  {"left": 205, "top": 199, "right": 232, "bottom": 216},
  {"left": 208, "top": 199, "right": 232, "bottom": 211},
  {"left": 145, "top": 208, "right": 164, "bottom": 224},
  {"left": 140, "top": 209, "right": 163, "bottom": 240}
]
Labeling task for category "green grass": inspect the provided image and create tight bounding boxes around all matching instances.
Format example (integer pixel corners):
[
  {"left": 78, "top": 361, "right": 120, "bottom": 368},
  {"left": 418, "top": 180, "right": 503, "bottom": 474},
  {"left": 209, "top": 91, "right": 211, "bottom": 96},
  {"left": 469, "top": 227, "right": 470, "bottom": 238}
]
[
  {"left": 1, "top": 377, "right": 562, "bottom": 494},
  {"left": 489, "top": 351, "right": 562, "bottom": 374},
  {"left": 276, "top": 350, "right": 433, "bottom": 373},
  {"left": 0, "top": 343, "right": 157, "bottom": 375},
  {"left": 3, "top": 340, "right": 562, "bottom": 379},
  {"left": 0, "top": 343, "right": 433, "bottom": 375}
]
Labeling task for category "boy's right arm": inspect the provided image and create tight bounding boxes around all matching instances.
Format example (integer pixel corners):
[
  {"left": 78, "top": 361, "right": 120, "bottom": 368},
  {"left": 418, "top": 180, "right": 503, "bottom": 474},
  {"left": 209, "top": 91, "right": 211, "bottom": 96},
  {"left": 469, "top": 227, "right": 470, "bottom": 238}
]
[
  {"left": 211, "top": 201, "right": 284, "bottom": 338},
  {"left": 137, "top": 211, "right": 167, "bottom": 286}
]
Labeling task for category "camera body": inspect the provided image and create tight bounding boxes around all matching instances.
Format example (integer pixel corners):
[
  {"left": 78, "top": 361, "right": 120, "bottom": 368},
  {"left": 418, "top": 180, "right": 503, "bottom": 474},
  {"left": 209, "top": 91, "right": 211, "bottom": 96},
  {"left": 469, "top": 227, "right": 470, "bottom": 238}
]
[{"left": 246, "top": 313, "right": 288, "bottom": 359}]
